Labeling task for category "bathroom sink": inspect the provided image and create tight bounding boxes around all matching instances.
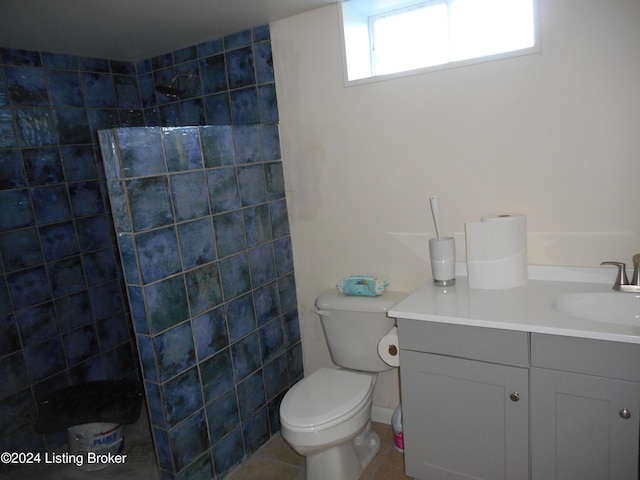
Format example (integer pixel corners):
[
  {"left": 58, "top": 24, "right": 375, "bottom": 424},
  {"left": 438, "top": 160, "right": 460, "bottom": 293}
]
[{"left": 552, "top": 292, "right": 640, "bottom": 325}]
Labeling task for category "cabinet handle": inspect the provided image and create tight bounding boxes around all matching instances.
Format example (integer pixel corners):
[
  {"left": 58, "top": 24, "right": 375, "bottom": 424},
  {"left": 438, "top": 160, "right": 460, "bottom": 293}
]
[
  {"left": 509, "top": 392, "right": 520, "bottom": 402},
  {"left": 619, "top": 408, "right": 631, "bottom": 419}
]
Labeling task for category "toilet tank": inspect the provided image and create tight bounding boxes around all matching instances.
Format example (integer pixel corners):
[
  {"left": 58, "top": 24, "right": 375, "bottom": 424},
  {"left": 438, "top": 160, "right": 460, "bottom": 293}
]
[{"left": 315, "top": 290, "right": 407, "bottom": 372}]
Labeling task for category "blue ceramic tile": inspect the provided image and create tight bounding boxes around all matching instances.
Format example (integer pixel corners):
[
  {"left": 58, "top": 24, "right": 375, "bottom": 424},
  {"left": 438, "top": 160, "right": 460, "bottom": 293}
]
[
  {"left": 264, "top": 161, "right": 285, "bottom": 199},
  {"left": 225, "top": 292, "right": 256, "bottom": 342},
  {"left": 82, "top": 72, "right": 116, "bottom": 107},
  {"left": 200, "top": 348, "right": 234, "bottom": 403},
  {"left": 46, "top": 70, "right": 83, "bottom": 106},
  {"left": 180, "top": 98, "right": 206, "bottom": 126},
  {"left": 237, "top": 164, "right": 267, "bottom": 206},
  {"left": 185, "top": 262, "right": 223, "bottom": 316},
  {"left": 205, "top": 389, "right": 239, "bottom": 444},
  {"left": 248, "top": 244, "right": 276, "bottom": 287},
  {"left": 213, "top": 211, "right": 246, "bottom": 258},
  {"left": 25, "top": 336, "right": 66, "bottom": 382},
  {"left": 253, "top": 25, "right": 271, "bottom": 43},
  {"left": 192, "top": 306, "right": 228, "bottom": 361},
  {"left": 236, "top": 370, "right": 265, "bottom": 420},
  {"left": 114, "top": 75, "right": 141, "bottom": 109},
  {"left": 96, "top": 312, "right": 130, "bottom": 350},
  {"left": 136, "top": 226, "right": 182, "bottom": 284},
  {"left": 258, "top": 84, "right": 279, "bottom": 123},
  {"left": 0, "top": 189, "right": 33, "bottom": 231},
  {"left": 0, "top": 227, "right": 43, "bottom": 271},
  {"left": 82, "top": 248, "right": 118, "bottom": 285},
  {"left": 177, "top": 218, "right": 216, "bottom": 269},
  {"left": 274, "top": 237, "right": 294, "bottom": 276},
  {"left": 220, "top": 252, "right": 251, "bottom": 301},
  {"left": 169, "top": 409, "right": 209, "bottom": 472},
  {"left": 7, "top": 266, "right": 50, "bottom": 309},
  {"left": 199, "top": 55, "right": 228, "bottom": 95},
  {"left": 170, "top": 171, "right": 209, "bottom": 221},
  {"left": 55, "top": 291, "right": 92, "bottom": 332},
  {"left": 15, "top": 302, "right": 58, "bottom": 347},
  {"left": 63, "top": 325, "right": 98, "bottom": 365},
  {"left": 126, "top": 176, "right": 173, "bottom": 231},
  {"left": 231, "top": 332, "right": 261, "bottom": 382},
  {"left": 0, "top": 108, "right": 18, "bottom": 147},
  {"left": 30, "top": 185, "right": 72, "bottom": 224},
  {"left": 242, "top": 407, "right": 270, "bottom": 455},
  {"left": 200, "top": 125, "right": 234, "bottom": 168},
  {"left": 206, "top": 167, "right": 240, "bottom": 214},
  {"left": 197, "top": 38, "right": 224, "bottom": 57},
  {"left": 212, "top": 428, "right": 244, "bottom": 476},
  {"left": 48, "top": 256, "right": 85, "bottom": 297},
  {"left": 261, "top": 124, "right": 281, "bottom": 162},
  {"left": 137, "top": 335, "right": 158, "bottom": 382},
  {"left": 145, "top": 275, "right": 189, "bottom": 333},
  {"left": 22, "top": 147, "right": 63, "bottom": 185},
  {"left": 60, "top": 145, "right": 98, "bottom": 181},
  {"left": 254, "top": 42, "right": 274, "bottom": 84},
  {"left": 5, "top": 66, "right": 48, "bottom": 106},
  {"left": 76, "top": 215, "right": 112, "bottom": 252},
  {"left": 88, "top": 279, "right": 124, "bottom": 319},
  {"left": 225, "top": 30, "right": 252, "bottom": 50},
  {"left": 162, "top": 127, "right": 203, "bottom": 172},
  {"left": 283, "top": 309, "right": 301, "bottom": 347},
  {"left": 230, "top": 87, "right": 259, "bottom": 125},
  {"left": 264, "top": 353, "right": 288, "bottom": 400},
  {"left": 243, "top": 204, "right": 272, "bottom": 248},
  {"left": 253, "top": 282, "right": 280, "bottom": 326},
  {"left": 0, "top": 149, "right": 26, "bottom": 189},
  {"left": 259, "top": 318, "right": 284, "bottom": 364},
  {"left": 163, "top": 367, "right": 203, "bottom": 427},
  {"left": 278, "top": 273, "right": 297, "bottom": 313},
  {"left": 117, "top": 127, "right": 165, "bottom": 177},
  {"left": 54, "top": 108, "right": 92, "bottom": 144},
  {"left": 203, "top": 92, "right": 231, "bottom": 125},
  {"left": 40, "top": 221, "right": 79, "bottom": 261},
  {"left": 0, "top": 352, "right": 30, "bottom": 398},
  {"left": 154, "top": 321, "right": 196, "bottom": 382},
  {"left": 269, "top": 200, "right": 290, "bottom": 239},
  {"left": 0, "top": 315, "right": 21, "bottom": 356}
]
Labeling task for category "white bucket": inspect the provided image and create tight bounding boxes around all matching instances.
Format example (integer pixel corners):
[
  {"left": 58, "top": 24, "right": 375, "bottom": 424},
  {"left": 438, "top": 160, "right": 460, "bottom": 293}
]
[{"left": 67, "top": 422, "right": 124, "bottom": 471}]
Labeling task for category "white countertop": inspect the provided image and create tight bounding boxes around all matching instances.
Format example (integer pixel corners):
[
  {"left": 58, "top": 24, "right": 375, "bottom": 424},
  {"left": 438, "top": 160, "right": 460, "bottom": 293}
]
[{"left": 389, "top": 264, "right": 640, "bottom": 344}]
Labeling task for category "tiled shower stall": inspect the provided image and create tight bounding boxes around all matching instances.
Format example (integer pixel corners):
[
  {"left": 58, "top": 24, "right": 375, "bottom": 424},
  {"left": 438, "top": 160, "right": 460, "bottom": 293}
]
[{"left": 0, "top": 25, "right": 302, "bottom": 478}]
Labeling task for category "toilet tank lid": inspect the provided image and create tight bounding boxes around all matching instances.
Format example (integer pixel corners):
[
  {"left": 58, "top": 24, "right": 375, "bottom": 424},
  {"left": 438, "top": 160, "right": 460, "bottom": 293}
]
[{"left": 315, "top": 290, "right": 407, "bottom": 313}]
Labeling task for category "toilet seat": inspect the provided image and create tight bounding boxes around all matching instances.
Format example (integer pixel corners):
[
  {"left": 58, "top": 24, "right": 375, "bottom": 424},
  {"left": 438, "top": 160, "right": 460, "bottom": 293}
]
[{"left": 280, "top": 368, "right": 374, "bottom": 432}]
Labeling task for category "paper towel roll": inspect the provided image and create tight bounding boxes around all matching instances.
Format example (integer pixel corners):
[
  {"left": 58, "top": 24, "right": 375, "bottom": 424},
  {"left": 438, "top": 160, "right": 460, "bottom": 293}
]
[
  {"left": 465, "top": 214, "right": 527, "bottom": 289},
  {"left": 378, "top": 326, "right": 400, "bottom": 367}
]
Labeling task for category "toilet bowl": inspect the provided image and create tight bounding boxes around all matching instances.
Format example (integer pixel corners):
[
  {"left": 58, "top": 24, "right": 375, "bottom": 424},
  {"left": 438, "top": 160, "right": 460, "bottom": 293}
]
[{"left": 280, "top": 368, "right": 380, "bottom": 480}]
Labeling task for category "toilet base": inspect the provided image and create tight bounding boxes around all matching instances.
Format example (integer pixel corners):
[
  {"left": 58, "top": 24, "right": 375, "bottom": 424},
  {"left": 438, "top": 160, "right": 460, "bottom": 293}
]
[{"left": 305, "top": 421, "right": 380, "bottom": 480}]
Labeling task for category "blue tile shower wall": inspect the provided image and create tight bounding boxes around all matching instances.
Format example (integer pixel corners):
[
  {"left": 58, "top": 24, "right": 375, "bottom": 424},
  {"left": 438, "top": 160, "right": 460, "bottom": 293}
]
[
  {"left": 0, "top": 47, "right": 141, "bottom": 466},
  {"left": 100, "top": 125, "right": 301, "bottom": 479},
  {"left": 1, "top": 24, "right": 300, "bottom": 478}
]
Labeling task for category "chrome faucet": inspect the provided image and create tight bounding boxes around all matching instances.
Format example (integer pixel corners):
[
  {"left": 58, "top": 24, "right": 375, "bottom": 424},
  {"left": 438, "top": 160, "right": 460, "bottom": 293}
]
[{"left": 601, "top": 254, "right": 640, "bottom": 292}]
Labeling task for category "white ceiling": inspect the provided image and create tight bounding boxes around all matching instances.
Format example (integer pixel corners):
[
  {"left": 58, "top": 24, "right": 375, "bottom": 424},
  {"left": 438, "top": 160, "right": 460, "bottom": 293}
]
[{"left": 0, "top": 0, "right": 338, "bottom": 62}]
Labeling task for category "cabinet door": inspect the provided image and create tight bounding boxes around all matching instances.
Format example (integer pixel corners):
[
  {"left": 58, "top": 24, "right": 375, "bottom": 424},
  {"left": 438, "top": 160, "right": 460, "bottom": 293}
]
[
  {"left": 531, "top": 368, "right": 640, "bottom": 480},
  {"left": 400, "top": 351, "right": 529, "bottom": 480}
]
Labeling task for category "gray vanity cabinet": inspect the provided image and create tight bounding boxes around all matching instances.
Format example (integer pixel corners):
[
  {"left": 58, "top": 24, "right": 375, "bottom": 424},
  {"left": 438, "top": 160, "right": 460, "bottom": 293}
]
[
  {"left": 398, "top": 320, "right": 530, "bottom": 480},
  {"left": 397, "top": 320, "right": 640, "bottom": 480}
]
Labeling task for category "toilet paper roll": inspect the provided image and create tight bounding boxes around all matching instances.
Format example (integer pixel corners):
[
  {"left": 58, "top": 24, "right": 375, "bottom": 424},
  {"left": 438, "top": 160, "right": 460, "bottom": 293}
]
[
  {"left": 465, "top": 214, "right": 527, "bottom": 289},
  {"left": 378, "top": 326, "right": 400, "bottom": 367}
]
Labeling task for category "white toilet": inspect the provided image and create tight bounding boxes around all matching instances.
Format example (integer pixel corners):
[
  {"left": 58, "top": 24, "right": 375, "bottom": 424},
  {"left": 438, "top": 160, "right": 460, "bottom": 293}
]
[{"left": 279, "top": 289, "right": 406, "bottom": 480}]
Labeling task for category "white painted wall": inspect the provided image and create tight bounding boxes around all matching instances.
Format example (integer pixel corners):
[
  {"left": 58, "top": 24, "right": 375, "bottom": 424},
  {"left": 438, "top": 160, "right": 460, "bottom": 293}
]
[{"left": 271, "top": 0, "right": 640, "bottom": 415}]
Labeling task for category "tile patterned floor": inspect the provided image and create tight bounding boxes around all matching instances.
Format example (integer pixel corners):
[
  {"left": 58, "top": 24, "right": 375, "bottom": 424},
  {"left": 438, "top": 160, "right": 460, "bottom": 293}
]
[{"left": 1, "top": 418, "right": 411, "bottom": 479}]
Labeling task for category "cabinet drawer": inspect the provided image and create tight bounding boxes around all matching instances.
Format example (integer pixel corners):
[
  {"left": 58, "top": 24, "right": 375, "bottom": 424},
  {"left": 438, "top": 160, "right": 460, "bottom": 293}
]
[
  {"left": 398, "top": 319, "right": 529, "bottom": 366},
  {"left": 531, "top": 333, "right": 640, "bottom": 382}
]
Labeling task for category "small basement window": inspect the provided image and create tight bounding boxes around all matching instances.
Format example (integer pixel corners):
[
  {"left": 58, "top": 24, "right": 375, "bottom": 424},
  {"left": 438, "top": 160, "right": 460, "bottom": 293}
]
[{"left": 341, "top": 0, "right": 539, "bottom": 84}]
